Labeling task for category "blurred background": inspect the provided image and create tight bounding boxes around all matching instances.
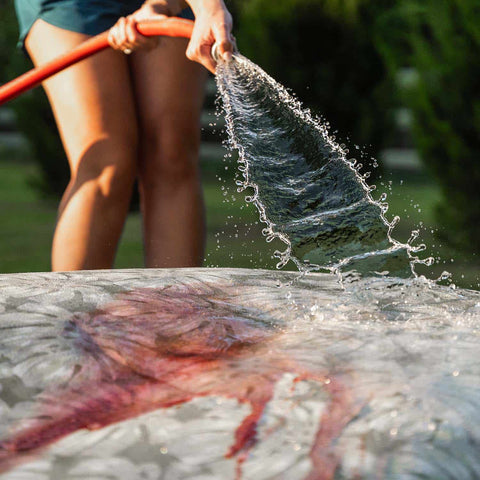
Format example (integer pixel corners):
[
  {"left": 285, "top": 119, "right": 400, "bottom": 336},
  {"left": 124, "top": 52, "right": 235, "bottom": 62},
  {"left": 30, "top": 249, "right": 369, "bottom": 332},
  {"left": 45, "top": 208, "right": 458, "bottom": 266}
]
[{"left": 0, "top": 0, "right": 479, "bottom": 289}]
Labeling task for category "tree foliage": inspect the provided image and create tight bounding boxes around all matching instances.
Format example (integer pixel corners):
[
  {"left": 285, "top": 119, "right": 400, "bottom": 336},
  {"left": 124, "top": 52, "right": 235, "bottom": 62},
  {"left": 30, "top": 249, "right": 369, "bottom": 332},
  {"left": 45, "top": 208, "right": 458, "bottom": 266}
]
[{"left": 377, "top": 0, "right": 480, "bottom": 251}]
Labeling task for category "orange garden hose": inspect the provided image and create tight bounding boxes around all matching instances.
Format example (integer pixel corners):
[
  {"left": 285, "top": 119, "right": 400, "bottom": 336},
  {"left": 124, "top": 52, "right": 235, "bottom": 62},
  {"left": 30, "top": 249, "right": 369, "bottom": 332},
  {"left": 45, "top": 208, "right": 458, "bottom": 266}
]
[{"left": 0, "top": 17, "right": 194, "bottom": 106}]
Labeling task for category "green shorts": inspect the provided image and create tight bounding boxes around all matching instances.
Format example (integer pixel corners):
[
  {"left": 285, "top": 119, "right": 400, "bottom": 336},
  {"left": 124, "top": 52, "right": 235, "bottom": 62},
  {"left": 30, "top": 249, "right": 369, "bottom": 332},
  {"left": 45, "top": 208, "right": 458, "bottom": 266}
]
[{"left": 15, "top": 0, "right": 194, "bottom": 49}]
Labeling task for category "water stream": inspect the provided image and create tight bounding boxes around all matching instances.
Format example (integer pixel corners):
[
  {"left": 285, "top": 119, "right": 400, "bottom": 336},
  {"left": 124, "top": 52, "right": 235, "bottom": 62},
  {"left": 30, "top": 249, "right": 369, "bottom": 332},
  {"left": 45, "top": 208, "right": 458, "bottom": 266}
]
[{"left": 216, "top": 54, "right": 433, "bottom": 279}]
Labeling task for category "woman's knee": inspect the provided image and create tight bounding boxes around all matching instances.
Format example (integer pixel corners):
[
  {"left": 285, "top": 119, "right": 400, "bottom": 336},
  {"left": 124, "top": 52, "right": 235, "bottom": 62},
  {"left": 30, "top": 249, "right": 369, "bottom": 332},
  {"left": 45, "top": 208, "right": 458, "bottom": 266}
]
[
  {"left": 70, "top": 137, "right": 137, "bottom": 201},
  {"left": 139, "top": 124, "right": 201, "bottom": 188},
  {"left": 94, "top": 161, "right": 136, "bottom": 200}
]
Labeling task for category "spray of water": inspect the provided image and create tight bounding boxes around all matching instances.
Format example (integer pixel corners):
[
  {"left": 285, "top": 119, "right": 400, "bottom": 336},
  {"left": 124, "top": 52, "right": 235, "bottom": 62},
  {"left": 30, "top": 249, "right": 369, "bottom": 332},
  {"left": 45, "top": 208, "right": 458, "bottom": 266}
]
[{"left": 216, "top": 55, "right": 434, "bottom": 279}]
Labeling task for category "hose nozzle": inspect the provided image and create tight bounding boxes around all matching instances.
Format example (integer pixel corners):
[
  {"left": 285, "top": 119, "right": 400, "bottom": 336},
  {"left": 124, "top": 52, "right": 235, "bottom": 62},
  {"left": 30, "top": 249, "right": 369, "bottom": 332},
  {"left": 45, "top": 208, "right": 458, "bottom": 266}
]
[
  {"left": 211, "top": 43, "right": 222, "bottom": 62},
  {"left": 211, "top": 41, "right": 237, "bottom": 63}
]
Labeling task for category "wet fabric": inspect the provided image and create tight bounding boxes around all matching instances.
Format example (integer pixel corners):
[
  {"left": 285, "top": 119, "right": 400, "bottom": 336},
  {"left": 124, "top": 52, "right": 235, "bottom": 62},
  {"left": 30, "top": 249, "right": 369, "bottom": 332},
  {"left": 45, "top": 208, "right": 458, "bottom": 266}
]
[
  {"left": 14, "top": 0, "right": 194, "bottom": 48},
  {"left": 0, "top": 268, "right": 479, "bottom": 479}
]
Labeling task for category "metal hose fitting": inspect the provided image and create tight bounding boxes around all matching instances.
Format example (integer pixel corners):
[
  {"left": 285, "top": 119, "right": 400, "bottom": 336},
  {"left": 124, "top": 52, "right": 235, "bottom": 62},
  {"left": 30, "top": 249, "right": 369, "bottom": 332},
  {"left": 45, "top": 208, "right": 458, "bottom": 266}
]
[
  {"left": 211, "top": 40, "right": 237, "bottom": 63},
  {"left": 211, "top": 42, "right": 221, "bottom": 62}
]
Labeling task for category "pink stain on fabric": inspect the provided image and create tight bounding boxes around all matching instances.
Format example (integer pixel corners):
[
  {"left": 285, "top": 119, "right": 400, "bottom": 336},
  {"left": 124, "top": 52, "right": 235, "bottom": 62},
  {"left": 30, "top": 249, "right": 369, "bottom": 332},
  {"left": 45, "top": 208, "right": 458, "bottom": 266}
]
[{"left": 0, "top": 286, "right": 357, "bottom": 478}]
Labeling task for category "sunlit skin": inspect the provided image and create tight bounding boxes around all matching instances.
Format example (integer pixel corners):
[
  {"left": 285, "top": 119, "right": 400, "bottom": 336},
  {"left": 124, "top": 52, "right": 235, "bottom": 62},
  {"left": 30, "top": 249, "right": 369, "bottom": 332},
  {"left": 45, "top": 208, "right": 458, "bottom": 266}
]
[
  {"left": 24, "top": 0, "right": 234, "bottom": 271},
  {"left": 0, "top": 286, "right": 358, "bottom": 479}
]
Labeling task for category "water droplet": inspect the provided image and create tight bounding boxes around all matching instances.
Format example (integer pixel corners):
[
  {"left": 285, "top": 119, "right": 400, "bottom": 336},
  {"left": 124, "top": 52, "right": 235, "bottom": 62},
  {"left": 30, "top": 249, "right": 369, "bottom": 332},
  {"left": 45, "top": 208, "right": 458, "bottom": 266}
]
[{"left": 408, "top": 230, "right": 419, "bottom": 244}]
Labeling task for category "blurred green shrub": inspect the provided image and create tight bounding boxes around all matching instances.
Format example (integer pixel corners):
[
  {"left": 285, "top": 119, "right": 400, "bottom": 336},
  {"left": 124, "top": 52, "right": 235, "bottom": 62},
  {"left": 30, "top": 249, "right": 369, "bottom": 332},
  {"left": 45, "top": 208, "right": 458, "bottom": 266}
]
[
  {"left": 0, "top": 0, "right": 68, "bottom": 197},
  {"left": 0, "top": 0, "right": 25, "bottom": 83},
  {"left": 377, "top": 0, "right": 480, "bottom": 251},
  {"left": 13, "top": 91, "right": 69, "bottom": 197},
  {"left": 230, "top": 0, "right": 396, "bottom": 174}
]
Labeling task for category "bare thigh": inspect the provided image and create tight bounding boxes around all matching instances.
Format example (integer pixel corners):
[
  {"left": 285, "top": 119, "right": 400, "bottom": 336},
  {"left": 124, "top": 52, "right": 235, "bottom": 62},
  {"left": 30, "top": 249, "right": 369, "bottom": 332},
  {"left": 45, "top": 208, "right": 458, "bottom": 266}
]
[
  {"left": 130, "top": 37, "right": 206, "bottom": 169},
  {"left": 25, "top": 19, "right": 138, "bottom": 178},
  {"left": 129, "top": 37, "right": 207, "bottom": 267}
]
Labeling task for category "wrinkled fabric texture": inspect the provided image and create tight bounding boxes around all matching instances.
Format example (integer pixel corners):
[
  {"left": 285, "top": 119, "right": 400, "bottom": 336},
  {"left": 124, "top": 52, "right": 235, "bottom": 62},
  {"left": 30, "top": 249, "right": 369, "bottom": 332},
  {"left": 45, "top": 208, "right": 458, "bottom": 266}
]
[{"left": 0, "top": 268, "right": 480, "bottom": 479}]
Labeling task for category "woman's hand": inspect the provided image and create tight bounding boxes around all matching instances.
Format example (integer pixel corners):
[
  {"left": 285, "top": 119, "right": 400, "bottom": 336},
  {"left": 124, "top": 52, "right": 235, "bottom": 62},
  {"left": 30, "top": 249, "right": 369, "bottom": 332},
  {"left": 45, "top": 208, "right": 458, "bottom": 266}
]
[
  {"left": 185, "top": 0, "right": 234, "bottom": 73},
  {"left": 108, "top": 1, "right": 184, "bottom": 54}
]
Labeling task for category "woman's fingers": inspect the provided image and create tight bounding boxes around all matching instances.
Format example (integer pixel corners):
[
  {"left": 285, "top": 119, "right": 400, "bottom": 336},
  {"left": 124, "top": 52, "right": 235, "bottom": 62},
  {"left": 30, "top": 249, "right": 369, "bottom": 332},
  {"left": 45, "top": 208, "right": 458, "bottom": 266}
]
[
  {"left": 213, "top": 22, "right": 234, "bottom": 61},
  {"left": 186, "top": 31, "right": 215, "bottom": 73},
  {"left": 125, "top": 16, "right": 158, "bottom": 50},
  {"left": 187, "top": 37, "right": 233, "bottom": 74},
  {"left": 186, "top": 7, "right": 234, "bottom": 73},
  {"left": 125, "top": 16, "right": 139, "bottom": 46},
  {"left": 108, "top": 15, "right": 158, "bottom": 54},
  {"left": 108, "top": 18, "right": 125, "bottom": 51},
  {"left": 200, "top": 43, "right": 217, "bottom": 73},
  {"left": 108, "top": 17, "right": 133, "bottom": 52}
]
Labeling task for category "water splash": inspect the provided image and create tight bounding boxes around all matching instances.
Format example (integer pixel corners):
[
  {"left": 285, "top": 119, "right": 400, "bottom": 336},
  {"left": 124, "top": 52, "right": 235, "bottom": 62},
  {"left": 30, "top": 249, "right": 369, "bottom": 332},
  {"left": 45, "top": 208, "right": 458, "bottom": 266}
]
[{"left": 216, "top": 55, "right": 433, "bottom": 278}]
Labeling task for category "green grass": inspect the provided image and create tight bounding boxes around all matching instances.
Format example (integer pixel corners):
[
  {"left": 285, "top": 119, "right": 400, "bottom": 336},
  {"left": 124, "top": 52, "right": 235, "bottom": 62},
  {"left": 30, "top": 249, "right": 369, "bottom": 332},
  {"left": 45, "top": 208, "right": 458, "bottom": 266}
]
[
  {"left": 0, "top": 157, "right": 282, "bottom": 274},
  {"left": 0, "top": 160, "right": 54, "bottom": 272},
  {"left": 0, "top": 156, "right": 478, "bottom": 290}
]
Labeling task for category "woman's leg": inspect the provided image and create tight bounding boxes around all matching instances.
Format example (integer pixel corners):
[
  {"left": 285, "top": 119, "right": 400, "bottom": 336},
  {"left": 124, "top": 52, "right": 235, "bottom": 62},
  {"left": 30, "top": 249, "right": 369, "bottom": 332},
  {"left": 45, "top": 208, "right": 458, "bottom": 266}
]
[
  {"left": 130, "top": 37, "right": 207, "bottom": 268},
  {"left": 26, "top": 20, "right": 138, "bottom": 271}
]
